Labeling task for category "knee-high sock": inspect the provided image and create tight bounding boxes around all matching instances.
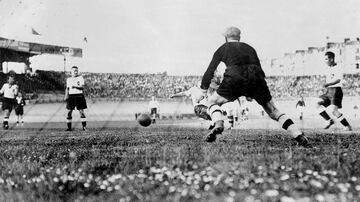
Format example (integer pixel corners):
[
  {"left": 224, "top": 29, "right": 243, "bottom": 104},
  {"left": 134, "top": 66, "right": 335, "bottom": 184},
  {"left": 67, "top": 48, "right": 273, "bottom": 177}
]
[
  {"left": 278, "top": 114, "right": 302, "bottom": 138},
  {"left": 3, "top": 117, "right": 8, "bottom": 126},
  {"left": 66, "top": 117, "right": 72, "bottom": 129},
  {"left": 81, "top": 115, "right": 87, "bottom": 128},
  {"left": 318, "top": 107, "right": 331, "bottom": 121},
  {"left": 208, "top": 104, "right": 224, "bottom": 127},
  {"left": 337, "top": 114, "right": 350, "bottom": 127}
]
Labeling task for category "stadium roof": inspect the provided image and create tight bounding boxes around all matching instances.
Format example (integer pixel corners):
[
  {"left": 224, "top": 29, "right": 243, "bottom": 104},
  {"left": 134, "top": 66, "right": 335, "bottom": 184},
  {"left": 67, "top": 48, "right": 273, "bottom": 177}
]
[{"left": 0, "top": 36, "right": 82, "bottom": 64}]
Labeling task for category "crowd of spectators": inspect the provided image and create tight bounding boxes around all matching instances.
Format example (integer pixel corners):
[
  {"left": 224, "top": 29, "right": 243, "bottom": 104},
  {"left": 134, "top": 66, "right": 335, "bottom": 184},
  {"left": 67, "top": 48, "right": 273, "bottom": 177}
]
[
  {"left": 81, "top": 72, "right": 360, "bottom": 99},
  {"left": 4, "top": 70, "right": 360, "bottom": 100},
  {"left": 83, "top": 72, "right": 199, "bottom": 99}
]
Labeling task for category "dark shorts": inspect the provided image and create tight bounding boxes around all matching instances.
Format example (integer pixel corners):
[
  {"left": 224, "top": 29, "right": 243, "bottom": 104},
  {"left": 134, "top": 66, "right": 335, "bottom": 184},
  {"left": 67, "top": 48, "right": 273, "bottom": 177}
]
[
  {"left": 217, "top": 65, "right": 272, "bottom": 106},
  {"left": 194, "top": 104, "right": 211, "bottom": 120},
  {"left": 15, "top": 106, "right": 24, "bottom": 115},
  {"left": 66, "top": 94, "right": 87, "bottom": 110},
  {"left": 319, "top": 87, "right": 343, "bottom": 108},
  {"left": 2, "top": 98, "right": 16, "bottom": 111},
  {"left": 150, "top": 108, "right": 157, "bottom": 115}
]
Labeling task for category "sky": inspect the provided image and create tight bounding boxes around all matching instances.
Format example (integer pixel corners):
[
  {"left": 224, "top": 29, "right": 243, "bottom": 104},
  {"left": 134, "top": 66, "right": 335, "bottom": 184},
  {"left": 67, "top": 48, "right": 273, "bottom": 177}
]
[{"left": 0, "top": 0, "right": 360, "bottom": 75}]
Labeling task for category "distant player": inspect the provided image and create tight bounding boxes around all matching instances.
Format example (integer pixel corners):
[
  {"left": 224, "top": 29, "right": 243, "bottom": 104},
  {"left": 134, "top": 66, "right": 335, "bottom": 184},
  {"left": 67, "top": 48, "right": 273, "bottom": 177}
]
[
  {"left": 354, "top": 105, "right": 359, "bottom": 118},
  {"left": 148, "top": 96, "right": 160, "bottom": 124},
  {"left": 64, "top": 66, "right": 87, "bottom": 131},
  {"left": 15, "top": 92, "right": 26, "bottom": 126},
  {"left": 316, "top": 51, "right": 351, "bottom": 131},
  {"left": 198, "top": 26, "right": 309, "bottom": 146},
  {"left": 0, "top": 72, "right": 18, "bottom": 129},
  {"left": 295, "top": 96, "right": 305, "bottom": 120}
]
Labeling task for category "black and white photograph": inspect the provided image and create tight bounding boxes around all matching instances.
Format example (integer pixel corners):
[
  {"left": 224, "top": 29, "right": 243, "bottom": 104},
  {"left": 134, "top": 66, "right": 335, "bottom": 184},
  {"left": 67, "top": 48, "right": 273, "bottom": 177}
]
[{"left": 0, "top": 0, "right": 360, "bottom": 201}]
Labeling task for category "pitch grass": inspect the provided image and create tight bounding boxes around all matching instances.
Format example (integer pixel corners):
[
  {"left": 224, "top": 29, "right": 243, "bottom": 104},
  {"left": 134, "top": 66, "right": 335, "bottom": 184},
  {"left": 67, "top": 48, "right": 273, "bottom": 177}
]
[{"left": 0, "top": 124, "right": 360, "bottom": 202}]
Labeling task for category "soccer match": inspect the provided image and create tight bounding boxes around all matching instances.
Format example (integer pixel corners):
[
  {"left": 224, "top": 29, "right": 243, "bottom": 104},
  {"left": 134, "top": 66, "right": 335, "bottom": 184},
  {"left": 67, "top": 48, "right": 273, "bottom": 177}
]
[{"left": 1, "top": 0, "right": 360, "bottom": 201}]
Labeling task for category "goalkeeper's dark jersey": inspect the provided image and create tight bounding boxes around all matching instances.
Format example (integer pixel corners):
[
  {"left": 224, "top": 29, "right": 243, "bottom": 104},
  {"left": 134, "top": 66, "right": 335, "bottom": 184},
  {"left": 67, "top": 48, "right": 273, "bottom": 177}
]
[{"left": 201, "top": 42, "right": 264, "bottom": 90}]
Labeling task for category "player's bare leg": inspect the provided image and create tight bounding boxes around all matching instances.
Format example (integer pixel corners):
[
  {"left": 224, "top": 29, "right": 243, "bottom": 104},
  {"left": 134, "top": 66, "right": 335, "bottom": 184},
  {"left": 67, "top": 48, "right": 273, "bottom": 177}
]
[
  {"left": 205, "top": 92, "right": 229, "bottom": 142},
  {"left": 316, "top": 99, "right": 334, "bottom": 129},
  {"left": 3, "top": 109, "right": 10, "bottom": 130},
  {"left": 262, "top": 100, "right": 310, "bottom": 147},
  {"left": 79, "top": 109, "right": 87, "bottom": 131},
  {"left": 66, "top": 110, "right": 73, "bottom": 131},
  {"left": 328, "top": 105, "right": 352, "bottom": 131}
]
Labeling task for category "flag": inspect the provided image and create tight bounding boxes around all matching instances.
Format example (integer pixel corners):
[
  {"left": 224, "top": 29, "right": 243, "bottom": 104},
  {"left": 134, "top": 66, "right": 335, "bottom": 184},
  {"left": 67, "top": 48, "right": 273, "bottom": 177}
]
[{"left": 31, "top": 28, "right": 41, "bottom": 35}]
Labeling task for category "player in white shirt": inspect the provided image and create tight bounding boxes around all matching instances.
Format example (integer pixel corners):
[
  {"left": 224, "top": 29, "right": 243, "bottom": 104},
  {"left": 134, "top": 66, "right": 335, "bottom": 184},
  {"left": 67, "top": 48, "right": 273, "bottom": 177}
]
[
  {"left": 316, "top": 51, "right": 351, "bottom": 131},
  {"left": 0, "top": 73, "right": 19, "bottom": 129},
  {"left": 148, "top": 96, "right": 160, "bottom": 124},
  {"left": 64, "top": 66, "right": 87, "bottom": 131}
]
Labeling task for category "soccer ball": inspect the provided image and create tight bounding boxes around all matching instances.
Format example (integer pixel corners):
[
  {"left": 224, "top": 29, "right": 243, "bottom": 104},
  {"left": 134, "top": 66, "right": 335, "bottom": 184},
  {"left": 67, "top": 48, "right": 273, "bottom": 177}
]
[{"left": 137, "top": 113, "right": 152, "bottom": 127}]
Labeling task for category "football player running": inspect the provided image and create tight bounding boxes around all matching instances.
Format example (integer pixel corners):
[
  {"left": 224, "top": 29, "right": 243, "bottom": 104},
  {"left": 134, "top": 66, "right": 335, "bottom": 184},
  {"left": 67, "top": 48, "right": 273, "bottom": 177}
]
[
  {"left": 316, "top": 51, "right": 352, "bottom": 131},
  {"left": 197, "top": 26, "right": 309, "bottom": 146}
]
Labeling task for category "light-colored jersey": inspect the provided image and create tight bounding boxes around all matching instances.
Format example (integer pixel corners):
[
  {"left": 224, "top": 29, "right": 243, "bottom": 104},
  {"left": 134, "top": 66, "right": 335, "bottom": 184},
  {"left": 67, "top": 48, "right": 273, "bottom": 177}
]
[
  {"left": 67, "top": 76, "right": 84, "bottom": 94},
  {"left": 184, "top": 86, "right": 206, "bottom": 106},
  {"left": 0, "top": 83, "right": 18, "bottom": 99},
  {"left": 148, "top": 100, "right": 159, "bottom": 109},
  {"left": 326, "top": 64, "right": 343, "bottom": 88}
]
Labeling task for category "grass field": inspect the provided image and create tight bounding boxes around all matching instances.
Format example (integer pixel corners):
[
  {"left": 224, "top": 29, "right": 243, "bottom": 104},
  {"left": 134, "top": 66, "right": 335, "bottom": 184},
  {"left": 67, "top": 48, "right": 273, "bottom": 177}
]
[{"left": 1, "top": 117, "right": 360, "bottom": 202}]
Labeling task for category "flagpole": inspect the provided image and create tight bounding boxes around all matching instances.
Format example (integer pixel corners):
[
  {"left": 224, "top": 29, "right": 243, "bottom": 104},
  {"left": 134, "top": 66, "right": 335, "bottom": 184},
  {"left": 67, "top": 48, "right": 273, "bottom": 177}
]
[{"left": 63, "top": 55, "right": 67, "bottom": 91}]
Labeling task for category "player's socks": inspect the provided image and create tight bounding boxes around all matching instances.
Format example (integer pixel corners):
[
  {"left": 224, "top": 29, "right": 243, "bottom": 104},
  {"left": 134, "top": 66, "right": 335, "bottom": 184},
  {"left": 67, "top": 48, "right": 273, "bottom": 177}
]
[
  {"left": 208, "top": 104, "right": 223, "bottom": 126},
  {"left": 3, "top": 118, "right": 9, "bottom": 129},
  {"left": 66, "top": 119, "right": 72, "bottom": 131},
  {"left": 206, "top": 104, "right": 224, "bottom": 142},
  {"left": 319, "top": 110, "right": 331, "bottom": 121},
  {"left": 337, "top": 114, "right": 350, "bottom": 126},
  {"left": 81, "top": 117, "right": 87, "bottom": 130},
  {"left": 278, "top": 114, "right": 301, "bottom": 138}
]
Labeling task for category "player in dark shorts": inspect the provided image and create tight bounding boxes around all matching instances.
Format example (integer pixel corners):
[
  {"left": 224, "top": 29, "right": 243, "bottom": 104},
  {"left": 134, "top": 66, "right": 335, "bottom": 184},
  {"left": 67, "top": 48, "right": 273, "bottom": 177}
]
[
  {"left": 316, "top": 51, "right": 351, "bottom": 131},
  {"left": 295, "top": 96, "right": 306, "bottom": 120},
  {"left": 197, "top": 26, "right": 309, "bottom": 146},
  {"left": 0, "top": 72, "right": 19, "bottom": 129},
  {"left": 15, "top": 92, "right": 26, "bottom": 125},
  {"left": 64, "top": 66, "right": 88, "bottom": 131}
]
